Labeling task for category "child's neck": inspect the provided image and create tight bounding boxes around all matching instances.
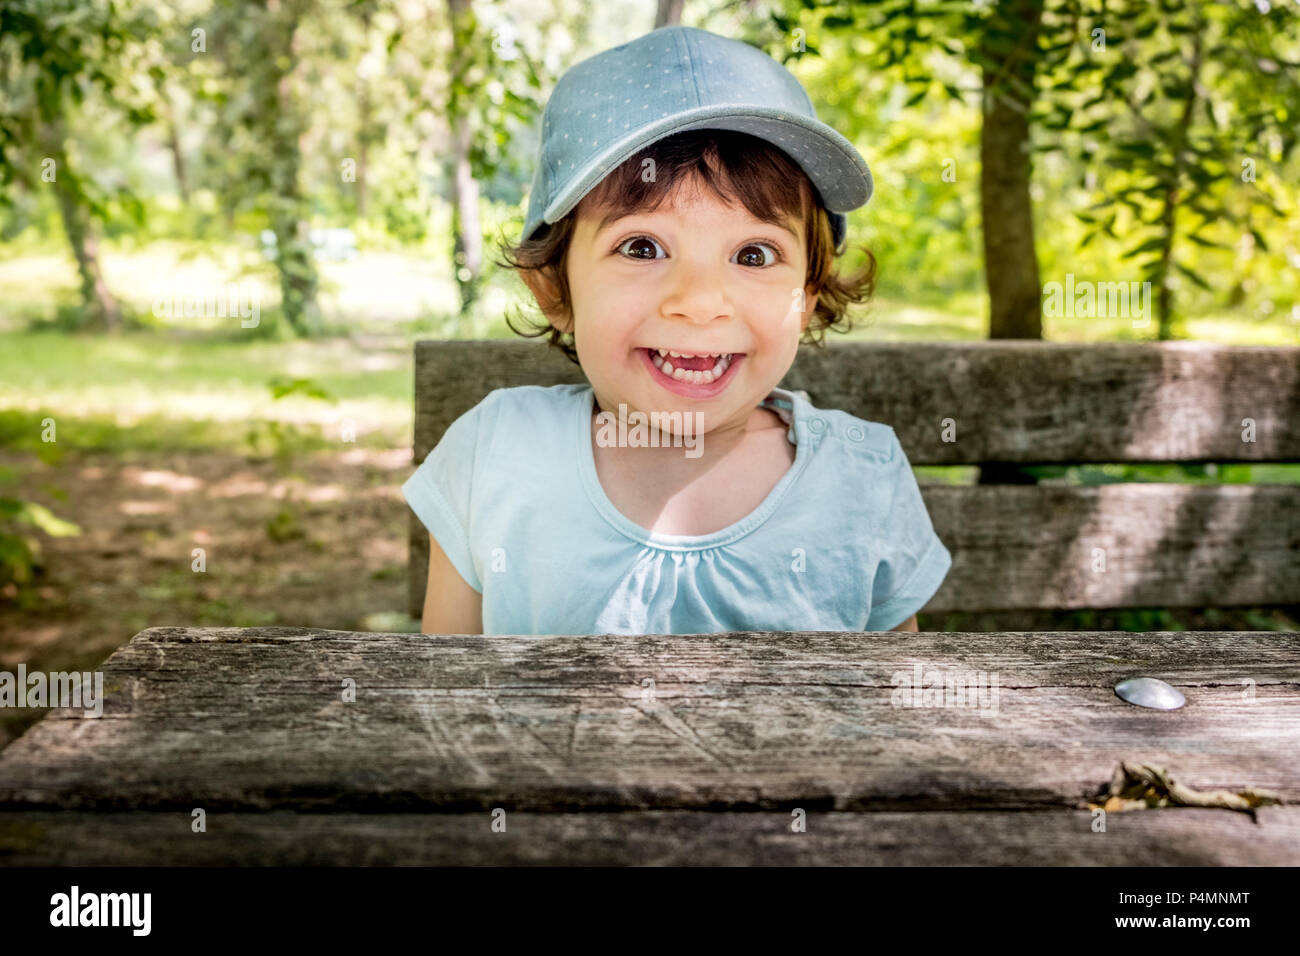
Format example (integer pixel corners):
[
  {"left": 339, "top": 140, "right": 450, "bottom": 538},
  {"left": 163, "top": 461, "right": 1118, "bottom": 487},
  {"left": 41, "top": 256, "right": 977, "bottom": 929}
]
[{"left": 590, "top": 401, "right": 785, "bottom": 467}]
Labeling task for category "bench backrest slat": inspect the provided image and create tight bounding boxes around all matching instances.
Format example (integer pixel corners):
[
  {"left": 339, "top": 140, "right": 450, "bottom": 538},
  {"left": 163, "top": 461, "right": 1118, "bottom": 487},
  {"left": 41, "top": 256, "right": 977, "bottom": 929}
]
[{"left": 410, "top": 341, "right": 1300, "bottom": 618}]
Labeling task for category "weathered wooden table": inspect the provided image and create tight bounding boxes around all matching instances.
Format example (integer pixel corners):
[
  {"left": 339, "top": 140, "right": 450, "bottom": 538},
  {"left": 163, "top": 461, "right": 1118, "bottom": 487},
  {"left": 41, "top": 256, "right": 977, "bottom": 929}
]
[{"left": 1, "top": 626, "right": 1296, "bottom": 865}]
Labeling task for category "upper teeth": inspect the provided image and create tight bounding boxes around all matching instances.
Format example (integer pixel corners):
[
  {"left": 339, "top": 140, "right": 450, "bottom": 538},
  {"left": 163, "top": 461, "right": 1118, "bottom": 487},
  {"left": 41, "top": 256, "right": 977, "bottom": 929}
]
[{"left": 655, "top": 348, "right": 732, "bottom": 359}]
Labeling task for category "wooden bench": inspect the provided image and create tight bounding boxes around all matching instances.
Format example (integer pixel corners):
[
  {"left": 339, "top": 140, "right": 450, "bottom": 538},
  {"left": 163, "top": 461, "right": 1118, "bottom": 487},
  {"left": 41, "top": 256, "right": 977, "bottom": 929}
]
[
  {"left": 1, "top": 624, "right": 1297, "bottom": 864},
  {"left": 5, "top": 340, "right": 1294, "bottom": 863},
  {"left": 411, "top": 340, "right": 1300, "bottom": 622},
  {"left": 4, "top": 341, "right": 1295, "bottom": 866}
]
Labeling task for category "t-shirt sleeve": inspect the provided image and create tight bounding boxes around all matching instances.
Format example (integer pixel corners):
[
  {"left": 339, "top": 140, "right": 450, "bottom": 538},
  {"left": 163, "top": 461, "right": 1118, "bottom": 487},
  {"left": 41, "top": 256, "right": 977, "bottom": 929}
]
[
  {"left": 864, "top": 428, "right": 953, "bottom": 631},
  {"left": 401, "top": 391, "right": 501, "bottom": 594}
]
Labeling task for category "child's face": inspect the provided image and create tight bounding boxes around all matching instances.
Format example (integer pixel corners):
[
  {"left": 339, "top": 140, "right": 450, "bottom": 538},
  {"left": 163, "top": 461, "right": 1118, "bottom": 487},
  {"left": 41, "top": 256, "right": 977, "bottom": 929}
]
[{"left": 528, "top": 175, "right": 818, "bottom": 436}]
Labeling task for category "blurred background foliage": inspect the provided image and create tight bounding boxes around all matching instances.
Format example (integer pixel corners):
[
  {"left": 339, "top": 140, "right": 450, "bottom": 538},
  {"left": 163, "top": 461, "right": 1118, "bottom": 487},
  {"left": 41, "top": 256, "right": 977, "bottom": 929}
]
[
  {"left": 1, "top": 0, "right": 1295, "bottom": 342},
  {"left": 0, "top": 0, "right": 1297, "bottom": 632}
]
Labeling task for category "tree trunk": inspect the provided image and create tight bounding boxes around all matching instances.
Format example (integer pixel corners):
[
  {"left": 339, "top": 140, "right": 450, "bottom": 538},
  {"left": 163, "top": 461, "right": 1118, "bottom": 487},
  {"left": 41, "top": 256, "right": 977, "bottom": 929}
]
[
  {"left": 43, "top": 123, "right": 121, "bottom": 331},
  {"left": 163, "top": 91, "right": 190, "bottom": 204},
  {"left": 1154, "top": 28, "right": 1203, "bottom": 342},
  {"left": 449, "top": 113, "right": 482, "bottom": 316},
  {"left": 447, "top": 0, "right": 482, "bottom": 318},
  {"left": 265, "top": 0, "right": 318, "bottom": 336},
  {"left": 978, "top": 0, "right": 1044, "bottom": 485},
  {"left": 655, "top": 0, "right": 684, "bottom": 27},
  {"left": 357, "top": 88, "right": 370, "bottom": 219},
  {"left": 1154, "top": 183, "right": 1178, "bottom": 342},
  {"left": 979, "top": 0, "right": 1044, "bottom": 341},
  {"left": 356, "top": 6, "right": 373, "bottom": 219}
]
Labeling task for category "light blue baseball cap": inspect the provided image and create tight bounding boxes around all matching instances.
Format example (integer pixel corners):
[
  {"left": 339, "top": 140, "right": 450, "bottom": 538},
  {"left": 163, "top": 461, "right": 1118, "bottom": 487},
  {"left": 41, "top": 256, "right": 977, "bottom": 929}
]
[{"left": 522, "top": 25, "right": 873, "bottom": 253}]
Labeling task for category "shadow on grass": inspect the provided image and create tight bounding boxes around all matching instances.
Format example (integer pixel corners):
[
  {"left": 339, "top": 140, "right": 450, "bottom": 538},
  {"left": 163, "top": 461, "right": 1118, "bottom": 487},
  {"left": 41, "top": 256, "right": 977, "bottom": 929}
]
[{"left": 0, "top": 409, "right": 401, "bottom": 456}]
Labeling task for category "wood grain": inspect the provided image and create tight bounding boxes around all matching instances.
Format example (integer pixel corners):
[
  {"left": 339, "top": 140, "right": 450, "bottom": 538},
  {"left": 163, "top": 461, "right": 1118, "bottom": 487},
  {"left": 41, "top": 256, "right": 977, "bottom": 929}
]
[
  {"left": 921, "top": 483, "right": 1300, "bottom": 610},
  {"left": 1, "top": 627, "right": 1295, "bottom": 816},
  {"left": 412, "top": 340, "right": 1300, "bottom": 465}
]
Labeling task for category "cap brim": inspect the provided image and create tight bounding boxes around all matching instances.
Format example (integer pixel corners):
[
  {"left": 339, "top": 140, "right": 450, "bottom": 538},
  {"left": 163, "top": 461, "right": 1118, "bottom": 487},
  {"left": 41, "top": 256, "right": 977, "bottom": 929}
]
[{"left": 536, "top": 105, "right": 872, "bottom": 238}]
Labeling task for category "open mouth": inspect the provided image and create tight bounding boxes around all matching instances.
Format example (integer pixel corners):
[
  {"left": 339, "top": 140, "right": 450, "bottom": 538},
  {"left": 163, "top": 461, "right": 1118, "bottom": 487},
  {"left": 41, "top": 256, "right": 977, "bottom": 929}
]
[
  {"left": 643, "top": 348, "right": 740, "bottom": 385},
  {"left": 636, "top": 347, "right": 746, "bottom": 398}
]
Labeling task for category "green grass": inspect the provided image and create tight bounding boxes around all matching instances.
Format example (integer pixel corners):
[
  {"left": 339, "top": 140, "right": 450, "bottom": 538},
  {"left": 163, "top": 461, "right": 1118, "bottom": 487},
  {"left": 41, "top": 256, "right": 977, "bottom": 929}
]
[
  {"left": 0, "top": 330, "right": 413, "bottom": 452},
  {"left": 853, "top": 289, "right": 1300, "bottom": 345},
  {"left": 0, "top": 237, "right": 511, "bottom": 339},
  {"left": 913, "top": 462, "right": 1300, "bottom": 487}
]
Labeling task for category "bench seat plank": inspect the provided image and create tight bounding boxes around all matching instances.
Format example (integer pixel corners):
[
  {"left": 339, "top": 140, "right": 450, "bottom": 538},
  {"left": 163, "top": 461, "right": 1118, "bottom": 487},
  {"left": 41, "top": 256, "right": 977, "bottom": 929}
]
[{"left": 1, "top": 628, "right": 1295, "bottom": 814}]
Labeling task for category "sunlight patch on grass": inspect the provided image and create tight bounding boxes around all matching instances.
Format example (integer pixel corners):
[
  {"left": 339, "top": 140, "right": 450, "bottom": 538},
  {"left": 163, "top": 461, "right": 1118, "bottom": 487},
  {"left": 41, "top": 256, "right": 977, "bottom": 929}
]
[
  {"left": 0, "top": 331, "right": 413, "bottom": 453},
  {"left": 0, "top": 240, "right": 465, "bottom": 331}
]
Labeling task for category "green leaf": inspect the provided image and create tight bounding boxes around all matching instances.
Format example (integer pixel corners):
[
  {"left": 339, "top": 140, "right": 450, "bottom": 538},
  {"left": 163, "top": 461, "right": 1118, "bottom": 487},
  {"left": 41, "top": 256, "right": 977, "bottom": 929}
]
[
  {"left": 268, "top": 376, "right": 336, "bottom": 403},
  {"left": 1121, "top": 236, "right": 1167, "bottom": 260},
  {"left": 1173, "top": 261, "right": 1211, "bottom": 290},
  {"left": 1133, "top": 18, "right": 1159, "bottom": 38},
  {"left": 1202, "top": 97, "right": 1219, "bottom": 130},
  {"left": 1116, "top": 140, "right": 1158, "bottom": 158},
  {"left": 0, "top": 499, "right": 81, "bottom": 537},
  {"left": 1185, "top": 232, "right": 1227, "bottom": 250}
]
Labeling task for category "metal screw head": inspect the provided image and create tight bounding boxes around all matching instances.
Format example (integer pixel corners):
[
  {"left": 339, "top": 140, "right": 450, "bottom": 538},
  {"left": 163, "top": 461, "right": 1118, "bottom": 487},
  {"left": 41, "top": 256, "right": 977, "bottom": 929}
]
[{"left": 1114, "top": 677, "right": 1186, "bottom": 710}]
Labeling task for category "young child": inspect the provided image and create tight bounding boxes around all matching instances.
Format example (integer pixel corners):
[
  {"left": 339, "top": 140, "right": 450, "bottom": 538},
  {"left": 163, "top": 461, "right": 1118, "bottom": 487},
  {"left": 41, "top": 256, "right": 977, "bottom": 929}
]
[{"left": 404, "top": 25, "right": 952, "bottom": 636}]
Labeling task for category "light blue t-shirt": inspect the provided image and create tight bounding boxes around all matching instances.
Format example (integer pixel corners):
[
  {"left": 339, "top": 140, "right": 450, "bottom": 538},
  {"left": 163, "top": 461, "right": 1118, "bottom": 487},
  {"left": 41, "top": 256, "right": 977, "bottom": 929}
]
[{"left": 402, "top": 383, "right": 952, "bottom": 635}]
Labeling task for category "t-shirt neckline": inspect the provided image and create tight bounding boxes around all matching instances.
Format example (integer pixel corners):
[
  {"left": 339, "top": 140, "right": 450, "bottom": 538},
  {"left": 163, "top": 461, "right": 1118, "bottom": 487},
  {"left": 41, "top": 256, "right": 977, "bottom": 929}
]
[{"left": 575, "top": 385, "right": 814, "bottom": 552}]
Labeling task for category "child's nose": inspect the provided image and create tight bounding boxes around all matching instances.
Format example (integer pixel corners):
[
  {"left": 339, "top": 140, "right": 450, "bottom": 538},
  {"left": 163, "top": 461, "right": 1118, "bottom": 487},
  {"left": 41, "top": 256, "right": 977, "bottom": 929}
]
[{"left": 658, "top": 257, "right": 735, "bottom": 324}]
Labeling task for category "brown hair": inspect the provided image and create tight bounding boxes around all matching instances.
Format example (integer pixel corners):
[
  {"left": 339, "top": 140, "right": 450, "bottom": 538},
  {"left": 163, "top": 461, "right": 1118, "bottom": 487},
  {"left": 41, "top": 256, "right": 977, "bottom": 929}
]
[{"left": 496, "top": 128, "right": 876, "bottom": 366}]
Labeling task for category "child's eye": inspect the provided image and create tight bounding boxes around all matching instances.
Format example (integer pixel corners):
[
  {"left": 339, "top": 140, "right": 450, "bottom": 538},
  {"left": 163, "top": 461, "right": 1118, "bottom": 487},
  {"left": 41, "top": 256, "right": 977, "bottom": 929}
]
[
  {"left": 615, "top": 236, "right": 666, "bottom": 260},
  {"left": 611, "top": 238, "right": 780, "bottom": 267},
  {"left": 733, "top": 242, "right": 782, "bottom": 268}
]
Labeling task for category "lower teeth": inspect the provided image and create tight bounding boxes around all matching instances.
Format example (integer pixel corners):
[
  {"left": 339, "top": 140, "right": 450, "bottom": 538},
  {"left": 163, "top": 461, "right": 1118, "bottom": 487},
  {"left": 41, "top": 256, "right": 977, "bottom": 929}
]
[{"left": 650, "top": 351, "right": 730, "bottom": 384}]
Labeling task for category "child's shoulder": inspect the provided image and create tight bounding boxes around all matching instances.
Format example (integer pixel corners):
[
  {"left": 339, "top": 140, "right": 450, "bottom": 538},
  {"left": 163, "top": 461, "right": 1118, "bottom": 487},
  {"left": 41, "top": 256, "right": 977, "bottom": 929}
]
[
  {"left": 468, "top": 383, "right": 589, "bottom": 415},
  {"left": 436, "top": 384, "right": 587, "bottom": 464},
  {"left": 456, "top": 383, "right": 589, "bottom": 435},
  {"left": 787, "top": 389, "right": 900, "bottom": 465}
]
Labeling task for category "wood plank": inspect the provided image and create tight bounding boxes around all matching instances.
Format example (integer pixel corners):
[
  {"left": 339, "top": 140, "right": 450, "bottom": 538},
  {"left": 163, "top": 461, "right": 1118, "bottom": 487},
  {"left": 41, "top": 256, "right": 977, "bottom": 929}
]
[
  {"left": 3, "top": 807, "right": 1296, "bottom": 865},
  {"left": 780, "top": 340, "right": 1300, "bottom": 465},
  {"left": 412, "top": 482, "right": 1300, "bottom": 617},
  {"left": 1, "top": 627, "right": 1295, "bottom": 814},
  {"left": 921, "top": 483, "right": 1300, "bottom": 611},
  {"left": 413, "top": 340, "right": 1300, "bottom": 465}
]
